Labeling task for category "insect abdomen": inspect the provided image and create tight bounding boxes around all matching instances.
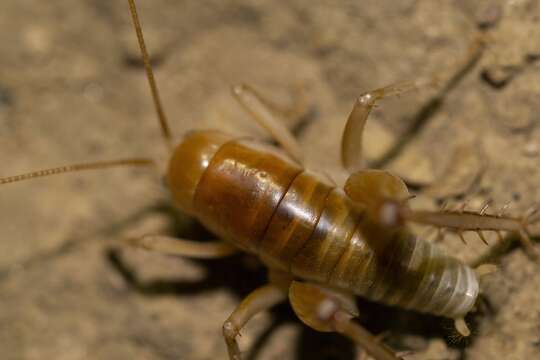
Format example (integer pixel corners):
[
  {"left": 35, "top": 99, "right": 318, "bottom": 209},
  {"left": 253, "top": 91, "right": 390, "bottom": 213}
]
[
  {"left": 289, "top": 187, "right": 479, "bottom": 318},
  {"left": 321, "top": 203, "right": 479, "bottom": 318},
  {"left": 186, "top": 134, "right": 478, "bottom": 318}
]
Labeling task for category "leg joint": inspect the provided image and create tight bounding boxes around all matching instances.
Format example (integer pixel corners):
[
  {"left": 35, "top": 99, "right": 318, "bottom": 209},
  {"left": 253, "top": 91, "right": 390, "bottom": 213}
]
[{"left": 222, "top": 320, "right": 239, "bottom": 341}]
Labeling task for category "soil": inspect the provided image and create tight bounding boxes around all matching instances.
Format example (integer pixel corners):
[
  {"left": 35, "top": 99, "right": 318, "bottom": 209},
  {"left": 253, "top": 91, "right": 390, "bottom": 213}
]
[{"left": 1, "top": 1, "right": 539, "bottom": 359}]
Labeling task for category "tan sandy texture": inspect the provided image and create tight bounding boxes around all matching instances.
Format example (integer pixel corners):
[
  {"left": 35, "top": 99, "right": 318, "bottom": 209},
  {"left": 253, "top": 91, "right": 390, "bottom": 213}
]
[{"left": 1, "top": 1, "right": 539, "bottom": 359}]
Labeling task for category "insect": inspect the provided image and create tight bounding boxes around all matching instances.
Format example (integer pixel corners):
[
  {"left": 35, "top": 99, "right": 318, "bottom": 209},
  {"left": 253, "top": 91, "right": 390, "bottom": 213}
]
[{"left": 2, "top": 1, "right": 539, "bottom": 359}]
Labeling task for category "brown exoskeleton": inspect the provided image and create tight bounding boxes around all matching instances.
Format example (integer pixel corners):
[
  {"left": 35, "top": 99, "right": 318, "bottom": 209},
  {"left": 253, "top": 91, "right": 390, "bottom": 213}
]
[{"left": 2, "top": 1, "right": 539, "bottom": 359}]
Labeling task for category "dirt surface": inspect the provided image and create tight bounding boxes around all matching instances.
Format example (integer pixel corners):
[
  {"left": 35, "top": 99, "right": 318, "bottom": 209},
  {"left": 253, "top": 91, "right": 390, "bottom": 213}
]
[{"left": 1, "top": 1, "right": 540, "bottom": 359}]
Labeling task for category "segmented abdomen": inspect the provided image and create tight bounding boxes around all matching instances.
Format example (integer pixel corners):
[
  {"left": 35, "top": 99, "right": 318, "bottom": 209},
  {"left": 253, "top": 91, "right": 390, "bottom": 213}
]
[
  {"left": 192, "top": 139, "right": 478, "bottom": 318},
  {"left": 305, "top": 190, "right": 479, "bottom": 318}
]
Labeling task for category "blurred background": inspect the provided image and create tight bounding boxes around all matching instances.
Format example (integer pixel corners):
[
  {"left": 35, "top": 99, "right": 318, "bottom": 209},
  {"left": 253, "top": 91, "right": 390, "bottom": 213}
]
[{"left": 1, "top": 0, "right": 539, "bottom": 359}]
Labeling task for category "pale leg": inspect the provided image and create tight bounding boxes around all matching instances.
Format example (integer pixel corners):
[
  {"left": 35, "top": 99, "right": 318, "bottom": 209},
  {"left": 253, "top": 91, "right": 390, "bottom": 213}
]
[
  {"left": 222, "top": 284, "right": 287, "bottom": 360},
  {"left": 341, "top": 34, "right": 486, "bottom": 174},
  {"left": 402, "top": 207, "right": 538, "bottom": 260},
  {"left": 341, "top": 80, "right": 438, "bottom": 174},
  {"left": 124, "top": 234, "right": 238, "bottom": 258},
  {"left": 232, "top": 84, "right": 304, "bottom": 163}
]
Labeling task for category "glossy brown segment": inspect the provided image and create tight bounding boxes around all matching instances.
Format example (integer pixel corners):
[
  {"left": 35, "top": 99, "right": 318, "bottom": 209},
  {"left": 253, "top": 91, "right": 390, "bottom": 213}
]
[
  {"left": 291, "top": 188, "right": 359, "bottom": 283},
  {"left": 258, "top": 171, "right": 332, "bottom": 270},
  {"left": 168, "top": 130, "right": 232, "bottom": 213},
  {"left": 193, "top": 139, "right": 302, "bottom": 251},
  {"left": 329, "top": 227, "right": 378, "bottom": 292}
]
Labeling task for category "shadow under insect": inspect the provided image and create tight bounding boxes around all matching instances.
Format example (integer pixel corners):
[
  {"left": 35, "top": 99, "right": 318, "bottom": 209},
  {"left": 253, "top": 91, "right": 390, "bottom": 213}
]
[{"left": 105, "top": 202, "right": 483, "bottom": 360}]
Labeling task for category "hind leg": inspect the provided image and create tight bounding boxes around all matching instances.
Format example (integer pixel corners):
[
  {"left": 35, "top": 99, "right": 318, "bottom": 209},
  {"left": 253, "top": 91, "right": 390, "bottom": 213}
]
[{"left": 288, "top": 281, "right": 401, "bottom": 360}]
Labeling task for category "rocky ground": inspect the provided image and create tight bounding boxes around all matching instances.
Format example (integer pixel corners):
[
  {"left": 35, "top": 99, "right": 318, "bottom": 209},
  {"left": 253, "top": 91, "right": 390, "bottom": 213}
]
[{"left": 1, "top": 0, "right": 539, "bottom": 359}]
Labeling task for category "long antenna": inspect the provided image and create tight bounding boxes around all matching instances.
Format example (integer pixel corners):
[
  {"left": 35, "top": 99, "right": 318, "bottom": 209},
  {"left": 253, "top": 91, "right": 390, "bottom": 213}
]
[
  {"left": 0, "top": 158, "right": 155, "bottom": 186},
  {"left": 127, "top": 0, "right": 173, "bottom": 151}
]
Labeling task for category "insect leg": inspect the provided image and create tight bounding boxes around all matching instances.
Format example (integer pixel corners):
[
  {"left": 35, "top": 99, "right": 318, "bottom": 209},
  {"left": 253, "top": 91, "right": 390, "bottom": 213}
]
[
  {"left": 288, "top": 281, "right": 402, "bottom": 360},
  {"left": 231, "top": 84, "right": 304, "bottom": 163},
  {"left": 342, "top": 34, "right": 486, "bottom": 174},
  {"left": 124, "top": 235, "right": 238, "bottom": 259},
  {"left": 401, "top": 207, "right": 539, "bottom": 260},
  {"left": 222, "top": 284, "right": 287, "bottom": 360},
  {"left": 340, "top": 79, "right": 433, "bottom": 174}
]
